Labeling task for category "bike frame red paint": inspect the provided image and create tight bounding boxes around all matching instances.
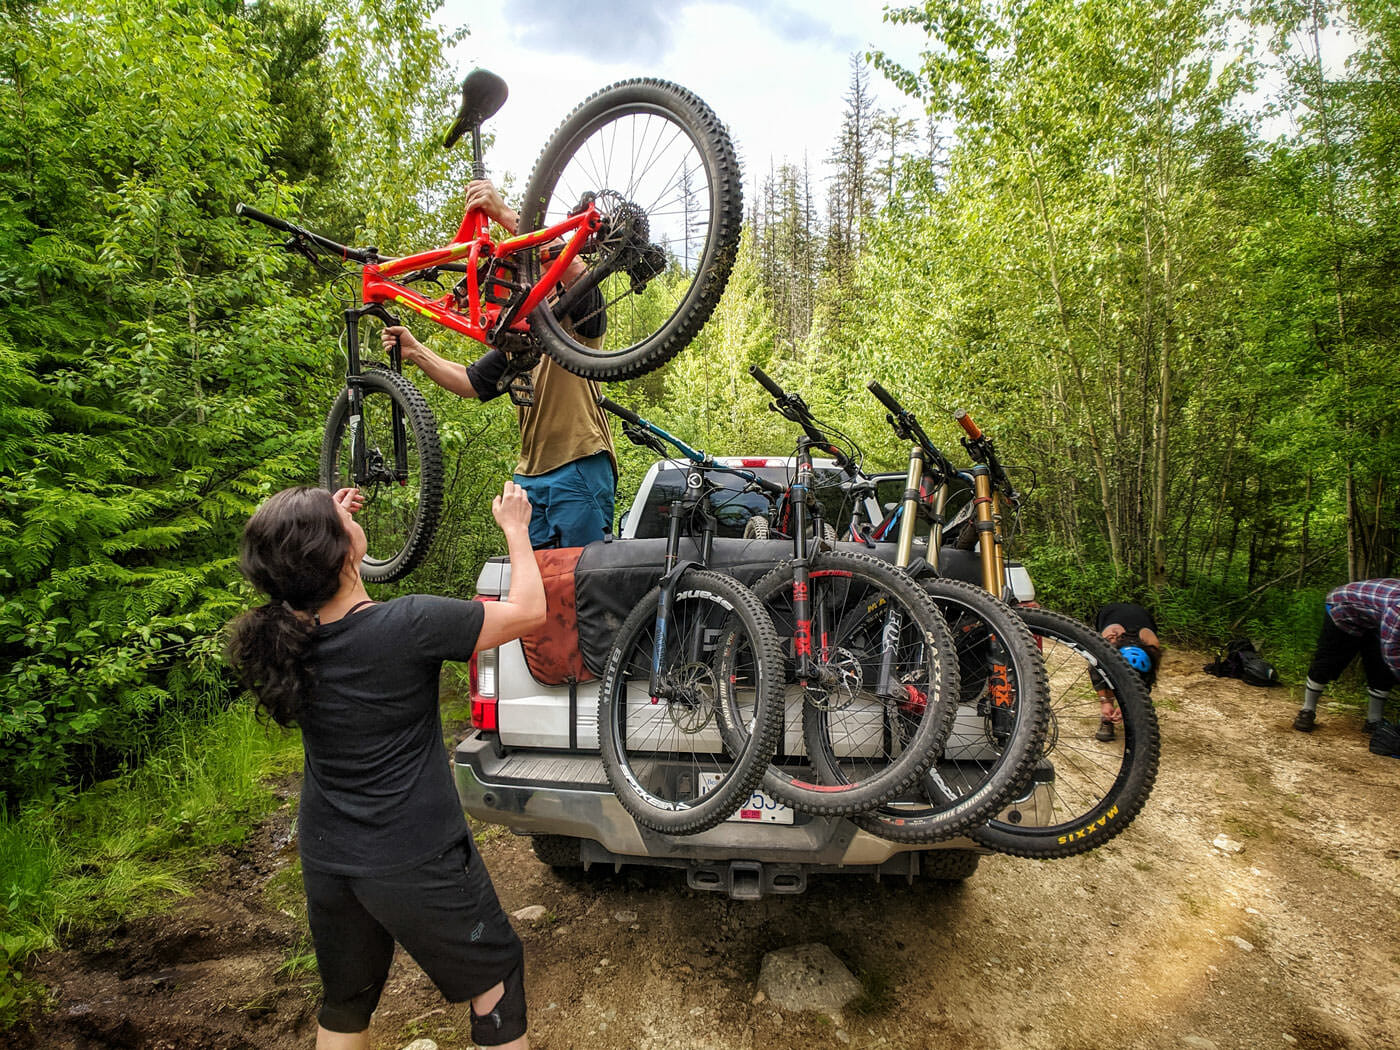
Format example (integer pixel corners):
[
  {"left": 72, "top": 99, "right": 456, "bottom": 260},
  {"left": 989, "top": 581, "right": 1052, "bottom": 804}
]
[{"left": 362, "top": 205, "right": 601, "bottom": 345}]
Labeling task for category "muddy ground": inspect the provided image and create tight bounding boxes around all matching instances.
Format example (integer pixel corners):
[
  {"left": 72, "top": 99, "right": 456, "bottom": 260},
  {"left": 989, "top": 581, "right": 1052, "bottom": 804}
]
[{"left": 11, "top": 647, "right": 1400, "bottom": 1050}]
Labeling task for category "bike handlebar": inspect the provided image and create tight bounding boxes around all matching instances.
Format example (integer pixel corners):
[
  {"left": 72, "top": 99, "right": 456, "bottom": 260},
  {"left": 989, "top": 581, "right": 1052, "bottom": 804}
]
[
  {"left": 749, "top": 364, "right": 787, "bottom": 399},
  {"left": 954, "top": 409, "right": 983, "bottom": 440},
  {"left": 953, "top": 408, "right": 1018, "bottom": 501},
  {"left": 234, "top": 202, "right": 293, "bottom": 233},
  {"left": 597, "top": 396, "right": 785, "bottom": 496},
  {"left": 867, "top": 379, "right": 904, "bottom": 417},
  {"left": 867, "top": 380, "right": 959, "bottom": 481},
  {"left": 235, "top": 203, "right": 376, "bottom": 265},
  {"left": 747, "top": 366, "right": 854, "bottom": 469},
  {"left": 597, "top": 395, "right": 641, "bottom": 427}
]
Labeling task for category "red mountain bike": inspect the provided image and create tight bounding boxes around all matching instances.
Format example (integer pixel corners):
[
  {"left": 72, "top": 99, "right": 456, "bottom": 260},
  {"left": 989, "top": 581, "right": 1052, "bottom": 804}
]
[{"left": 237, "top": 70, "right": 742, "bottom": 580}]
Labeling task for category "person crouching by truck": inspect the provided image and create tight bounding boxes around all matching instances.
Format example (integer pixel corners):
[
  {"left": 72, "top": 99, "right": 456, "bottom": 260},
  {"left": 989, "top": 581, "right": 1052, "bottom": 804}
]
[{"left": 1092, "top": 602, "right": 1161, "bottom": 742}]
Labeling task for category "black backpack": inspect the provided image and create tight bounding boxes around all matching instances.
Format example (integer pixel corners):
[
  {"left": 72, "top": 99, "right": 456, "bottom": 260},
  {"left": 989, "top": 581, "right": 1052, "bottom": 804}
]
[{"left": 1203, "top": 638, "right": 1281, "bottom": 687}]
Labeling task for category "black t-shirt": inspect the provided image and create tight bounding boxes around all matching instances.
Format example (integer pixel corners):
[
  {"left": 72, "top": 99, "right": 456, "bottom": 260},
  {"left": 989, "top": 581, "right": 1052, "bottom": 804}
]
[
  {"left": 1096, "top": 602, "right": 1157, "bottom": 636},
  {"left": 297, "top": 595, "right": 484, "bottom": 876}
]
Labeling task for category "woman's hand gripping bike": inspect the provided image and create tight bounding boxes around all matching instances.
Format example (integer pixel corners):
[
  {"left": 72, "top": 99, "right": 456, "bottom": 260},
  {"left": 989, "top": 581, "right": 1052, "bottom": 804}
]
[{"left": 237, "top": 70, "right": 743, "bottom": 581}]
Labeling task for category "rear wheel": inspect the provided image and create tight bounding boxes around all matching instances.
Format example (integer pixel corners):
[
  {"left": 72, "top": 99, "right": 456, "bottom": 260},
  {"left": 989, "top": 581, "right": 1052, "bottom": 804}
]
[
  {"left": 854, "top": 578, "right": 1049, "bottom": 843},
  {"left": 971, "top": 607, "right": 1160, "bottom": 859},
  {"left": 598, "top": 570, "right": 783, "bottom": 834},
  {"left": 745, "top": 550, "right": 959, "bottom": 816},
  {"left": 520, "top": 79, "right": 743, "bottom": 381},
  {"left": 319, "top": 366, "right": 442, "bottom": 583}
]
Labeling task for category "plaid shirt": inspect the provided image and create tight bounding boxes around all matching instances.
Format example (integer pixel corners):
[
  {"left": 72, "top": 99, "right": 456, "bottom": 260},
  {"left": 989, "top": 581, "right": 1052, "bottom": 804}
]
[{"left": 1327, "top": 578, "right": 1400, "bottom": 677}]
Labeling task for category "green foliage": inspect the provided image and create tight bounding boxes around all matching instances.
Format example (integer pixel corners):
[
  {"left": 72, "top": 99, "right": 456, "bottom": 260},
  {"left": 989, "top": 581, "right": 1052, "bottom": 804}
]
[{"left": 0, "top": 0, "right": 475, "bottom": 800}]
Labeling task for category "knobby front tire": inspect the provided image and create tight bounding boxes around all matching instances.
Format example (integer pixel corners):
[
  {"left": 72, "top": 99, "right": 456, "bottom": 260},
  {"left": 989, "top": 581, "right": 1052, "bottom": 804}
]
[
  {"left": 855, "top": 578, "right": 1050, "bottom": 843},
  {"left": 746, "top": 550, "right": 960, "bottom": 816},
  {"left": 520, "top": 79, "right": 743, "bottom": 382},
  {"left": 319, "top": 366, "right": 443, "bottom": 583},
  {"left": 598, "top": 569, "right": 784, "bottom": 835},
  {"left": 972, "top": 606, "right": 1161, "bottom": 859}
]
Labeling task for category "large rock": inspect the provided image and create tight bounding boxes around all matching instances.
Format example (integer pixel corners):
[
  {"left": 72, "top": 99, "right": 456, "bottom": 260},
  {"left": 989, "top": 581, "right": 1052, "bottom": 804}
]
[{"left": 756, "top": 943, "right": 862, "bottom": 1015}]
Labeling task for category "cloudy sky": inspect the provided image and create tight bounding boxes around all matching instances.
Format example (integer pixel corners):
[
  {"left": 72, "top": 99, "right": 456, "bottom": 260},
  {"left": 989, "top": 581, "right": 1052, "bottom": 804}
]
[{"left": 434, "top": 0, "right": 927, "bottom": 201}]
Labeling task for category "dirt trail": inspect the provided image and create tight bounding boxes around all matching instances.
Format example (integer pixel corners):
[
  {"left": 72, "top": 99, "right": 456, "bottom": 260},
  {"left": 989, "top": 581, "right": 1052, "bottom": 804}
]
[{"left": 12, "top": 648, "right": 1400, "bottom": 1050}]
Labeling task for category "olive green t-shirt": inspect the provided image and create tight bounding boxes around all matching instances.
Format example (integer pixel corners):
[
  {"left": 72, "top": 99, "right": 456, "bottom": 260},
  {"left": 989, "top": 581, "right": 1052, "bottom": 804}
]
[
  {"left": 513, "top": 354, "right": 616, "bottom": 477},
  {"left": 466, "top": 347, "right": 617, "bottom": 478}
]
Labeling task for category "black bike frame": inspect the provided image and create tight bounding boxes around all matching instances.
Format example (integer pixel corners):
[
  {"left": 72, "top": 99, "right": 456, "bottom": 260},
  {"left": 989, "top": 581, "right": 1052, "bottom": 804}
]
[
  {"left": 748, "top": 368, "right": 900, "bottom": 701},
  {"left": 596, "top": 397, "right": 782, "bottom": 699}
]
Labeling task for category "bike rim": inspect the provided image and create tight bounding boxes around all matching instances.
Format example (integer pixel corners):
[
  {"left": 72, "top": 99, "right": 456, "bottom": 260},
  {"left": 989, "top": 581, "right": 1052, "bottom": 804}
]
[
  {"left": 990, "top": 630, "right": 1133, "bottom": 835},
  {"left": 606, "top": 588, "right": 765, "bottom": 814},
  {"left": 531, "top": 103, "right": 719, "bottom": 361}
]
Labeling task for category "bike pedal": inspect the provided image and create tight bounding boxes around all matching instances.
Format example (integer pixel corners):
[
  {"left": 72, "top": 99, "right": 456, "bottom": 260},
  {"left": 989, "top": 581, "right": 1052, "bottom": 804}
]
[{"left": 507, "top": 372, "right": 536, "bottom": 407}]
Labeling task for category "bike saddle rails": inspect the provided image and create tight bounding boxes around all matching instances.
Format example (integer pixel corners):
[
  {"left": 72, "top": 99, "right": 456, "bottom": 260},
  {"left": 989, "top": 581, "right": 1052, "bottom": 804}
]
[{"left": 444, "top": 68, "right": 509, "bottom": 149}]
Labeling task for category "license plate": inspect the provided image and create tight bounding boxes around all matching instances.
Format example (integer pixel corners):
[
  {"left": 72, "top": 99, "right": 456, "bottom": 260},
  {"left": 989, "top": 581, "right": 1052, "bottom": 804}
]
[{"left": 699, "top": 774, "right": 794, "bottom": 824}]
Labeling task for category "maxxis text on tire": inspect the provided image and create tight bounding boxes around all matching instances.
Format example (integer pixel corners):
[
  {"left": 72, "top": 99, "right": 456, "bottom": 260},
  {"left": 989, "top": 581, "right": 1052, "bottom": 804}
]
[{"left": 973, "top": 606, "right": 1161, "bottom": 859}]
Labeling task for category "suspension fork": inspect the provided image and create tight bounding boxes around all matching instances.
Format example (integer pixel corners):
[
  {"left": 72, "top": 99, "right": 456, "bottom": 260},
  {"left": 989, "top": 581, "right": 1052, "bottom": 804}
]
[
  {"left": 789, "top": 442, "right": 816, "bottom": 683},
  {"left": 344, "top": 303, "right": 410, "bottom": 484},
  {"left": 649, "top": 473, "right": 716, "bottom": 696},
  {"left": 970, "top": 465, "right": 1006, "bottom": 597}
]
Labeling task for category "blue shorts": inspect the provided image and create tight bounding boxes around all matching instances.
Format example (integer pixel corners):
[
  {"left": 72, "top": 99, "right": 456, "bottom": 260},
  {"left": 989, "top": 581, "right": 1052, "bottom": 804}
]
[{"left": 516, "top": 452, "right": 615, "bottom": 548}]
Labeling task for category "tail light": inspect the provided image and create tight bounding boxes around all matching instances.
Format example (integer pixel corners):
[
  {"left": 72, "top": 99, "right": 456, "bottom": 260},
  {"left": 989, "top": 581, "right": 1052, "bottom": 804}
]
[{"left": 469, "top": 595, "right": 499, "bottom": 732}]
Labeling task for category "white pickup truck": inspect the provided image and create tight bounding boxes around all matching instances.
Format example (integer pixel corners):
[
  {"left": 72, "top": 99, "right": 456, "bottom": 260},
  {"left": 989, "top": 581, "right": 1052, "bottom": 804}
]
[{"left": 452, "top": 457, "right": 1043, "bottom": 899}]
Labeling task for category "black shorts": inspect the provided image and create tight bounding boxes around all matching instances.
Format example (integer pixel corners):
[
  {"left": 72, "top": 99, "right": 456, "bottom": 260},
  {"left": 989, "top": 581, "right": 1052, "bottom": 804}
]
[
  {"left": 303, "top": 835, "right": 524, "bottom": 1035},
  {"left": 1308, "top": 613, "right": 1398, "bottom": 692}
]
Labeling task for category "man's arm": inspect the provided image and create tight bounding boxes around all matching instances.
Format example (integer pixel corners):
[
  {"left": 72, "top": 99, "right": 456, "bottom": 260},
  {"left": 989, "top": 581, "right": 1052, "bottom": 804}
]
[
  {"left": 467, "top": 179, "right": 587, "bottom": 285},
  {"left": 379, "top": 326, "right": 481, "bottom": 399}
]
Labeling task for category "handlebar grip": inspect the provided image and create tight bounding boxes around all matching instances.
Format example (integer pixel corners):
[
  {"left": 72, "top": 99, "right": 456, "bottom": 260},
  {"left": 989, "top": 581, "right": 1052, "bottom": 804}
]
[
  {"left": 954, "top": 410, "right": 983, "bottom": 440},
  {"left": 597, "top": 395, "right": 641, "bottom": 426},
  {"left": 867, "top": 380, "right": 905, "bottom": 416},
  {"left": 234, "top": 202, "right": 293, "bottom": 233},
  {"left": 748, "top": 365, "right": 786, "bottom": 399}
]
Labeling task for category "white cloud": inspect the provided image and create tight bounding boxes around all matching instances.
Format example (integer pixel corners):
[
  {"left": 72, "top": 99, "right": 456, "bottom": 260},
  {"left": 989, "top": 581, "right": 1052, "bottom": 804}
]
[{"left": 438, "top": 0, "right": 926, "bottom": 199}]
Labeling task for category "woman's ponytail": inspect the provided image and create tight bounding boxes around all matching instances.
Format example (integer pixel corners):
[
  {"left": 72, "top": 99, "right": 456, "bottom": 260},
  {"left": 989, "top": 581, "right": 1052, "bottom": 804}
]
[
  {"left": 226, "top": 602, "right": 319, "bottom": 726},
  {"left": 225, "top": 487, "right": 350, "bottom": 726}
]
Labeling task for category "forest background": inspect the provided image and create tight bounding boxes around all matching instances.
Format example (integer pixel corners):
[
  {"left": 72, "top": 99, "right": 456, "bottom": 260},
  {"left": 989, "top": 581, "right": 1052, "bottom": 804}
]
[{"left": 0, "top": 0, "right": 1395, "bottom": 1023}]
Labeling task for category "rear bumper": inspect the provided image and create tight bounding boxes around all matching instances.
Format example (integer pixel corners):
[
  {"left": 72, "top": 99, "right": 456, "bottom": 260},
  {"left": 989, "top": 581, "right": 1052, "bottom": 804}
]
[{"left": 453, "top": 733, "right": 1052, "bottom": 868}]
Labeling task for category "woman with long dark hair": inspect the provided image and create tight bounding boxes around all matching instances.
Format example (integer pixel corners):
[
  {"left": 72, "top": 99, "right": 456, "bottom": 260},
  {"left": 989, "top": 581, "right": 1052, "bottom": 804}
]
[{"left": 227, "top": 483, "right": 544, "bottom": 1050}]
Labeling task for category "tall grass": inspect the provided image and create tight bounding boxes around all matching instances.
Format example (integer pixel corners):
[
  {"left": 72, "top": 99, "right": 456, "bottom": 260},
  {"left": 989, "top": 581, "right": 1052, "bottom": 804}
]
[{"left": 0, "top": 701, "right": 302, "bottom": 1025}]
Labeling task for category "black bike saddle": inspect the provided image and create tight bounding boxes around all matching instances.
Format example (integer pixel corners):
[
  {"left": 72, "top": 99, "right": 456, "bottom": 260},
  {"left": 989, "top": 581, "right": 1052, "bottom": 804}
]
[{"left": 444, "top": 68, "right": 508, "bottom": 149}]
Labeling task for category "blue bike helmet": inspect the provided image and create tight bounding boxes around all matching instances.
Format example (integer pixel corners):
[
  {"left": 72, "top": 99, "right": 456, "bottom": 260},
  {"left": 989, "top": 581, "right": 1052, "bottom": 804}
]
[{"left": 1120, "top": 645, "right": 1152, "bottom": 674}]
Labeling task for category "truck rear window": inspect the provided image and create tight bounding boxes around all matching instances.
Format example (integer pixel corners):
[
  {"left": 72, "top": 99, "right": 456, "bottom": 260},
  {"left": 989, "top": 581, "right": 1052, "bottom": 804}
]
[{"left": 630, "top": 465, "right": 860, "bottom": 540}]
